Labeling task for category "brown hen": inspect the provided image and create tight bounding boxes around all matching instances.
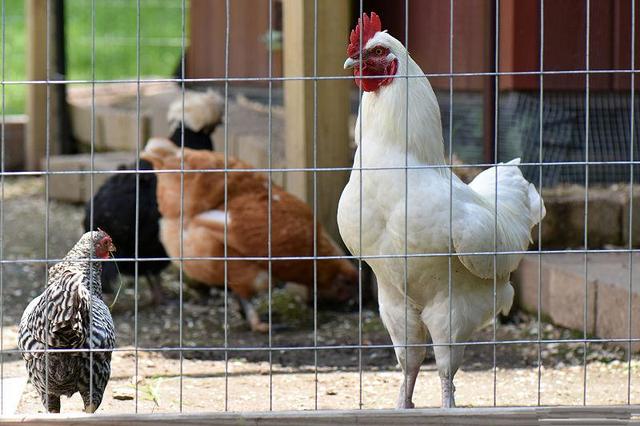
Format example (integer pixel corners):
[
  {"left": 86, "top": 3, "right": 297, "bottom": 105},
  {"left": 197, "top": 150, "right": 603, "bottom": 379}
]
[{"left": 142, "top": 139, "right": 358, "bottom": 332}]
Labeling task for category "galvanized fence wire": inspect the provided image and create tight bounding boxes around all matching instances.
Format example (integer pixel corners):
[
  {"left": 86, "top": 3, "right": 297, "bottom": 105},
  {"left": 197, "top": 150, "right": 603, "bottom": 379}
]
[
  {"left": 44, "top": 0, "right": 52, "bottom": 412},
  {"left": 403, "top": 0, "right": 410, "bottom": 413},
  {"left": 356, "top": 0, "right": 364, "bottom": 410},
  {"left": 628, "top": 0, "right": 636, "bottom": 406},
  {"left": 0, "top": 0, "right": 4, "bottom": 416},
  {"left": 222, "top": 0, "right": 230, "bottom": 411},
  {"left": 446, "top": 0, "right": 454, "bottom": 411},
  {"left": 4, "top": 68, "right": 640, "bottom": 85},
  {"left": 177, "top": 0, "right": 186, "bottom": 413},
  {"left": 0, "top": 0, "right": 638, "bottom": 415},
  {"left": 495, "top": 0, "right": 501, "bottom": 407},
  {"left": 583, "top": 0, "right": 591, "bottom": 406},
  {"left": 134, "top": 0, "right": 142, "bottom": 412},
  {"left": 312, "top": 0, "right": 319, "bottom": 411},
  {"left": 537, "top": 0, "right": 545, "bottom": 408}
]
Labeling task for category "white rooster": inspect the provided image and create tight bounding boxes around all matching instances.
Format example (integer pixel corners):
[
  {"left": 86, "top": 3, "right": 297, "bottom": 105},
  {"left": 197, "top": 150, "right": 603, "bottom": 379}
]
[{"left": 338, "top": 12, "right": 545, "bottom": 408}]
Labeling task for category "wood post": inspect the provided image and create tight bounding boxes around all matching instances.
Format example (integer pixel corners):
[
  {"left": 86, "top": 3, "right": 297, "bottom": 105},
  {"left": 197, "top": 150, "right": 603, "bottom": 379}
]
[
  {"left": 26, "top": 0, "right": 62, "bottom": 170},
  {"left": 282, "top": 0, "right": 351, "bottom": 240},
  {"left": 26, "top": 0, "right": 48, "bottom": 170}
]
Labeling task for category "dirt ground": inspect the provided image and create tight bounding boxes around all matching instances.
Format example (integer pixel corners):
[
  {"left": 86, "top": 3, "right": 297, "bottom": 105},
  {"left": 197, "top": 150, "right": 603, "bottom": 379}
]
[
  {"left": 1, "top": 177, "right": 639, "bottom": 414},
  {"left": 8, "top": 352, "right": 640, "bottom": 413}
]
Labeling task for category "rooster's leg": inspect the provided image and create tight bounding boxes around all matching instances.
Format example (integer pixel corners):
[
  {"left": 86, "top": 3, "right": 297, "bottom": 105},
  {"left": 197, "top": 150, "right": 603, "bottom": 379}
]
[
  {"left": 431, "top": 333, "right": 465, "bottom": 408},
  {"left": 397, "top": 362, "right": 421, "bottom": 409},
  {"left": 432, "top": 343, "right": 465, "bottom": 408},
  {"left": 378, "top": 286, "right": 427, "bottom": 409}
]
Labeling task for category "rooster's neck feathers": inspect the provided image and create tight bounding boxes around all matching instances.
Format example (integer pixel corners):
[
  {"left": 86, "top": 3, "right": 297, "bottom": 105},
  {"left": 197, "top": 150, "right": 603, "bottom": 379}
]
[{"left": 357, "top": 32, "right": 446, "bottom": 168}]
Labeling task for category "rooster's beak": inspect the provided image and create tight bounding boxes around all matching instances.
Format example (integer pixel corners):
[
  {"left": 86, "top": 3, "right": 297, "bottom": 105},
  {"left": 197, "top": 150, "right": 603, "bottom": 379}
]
[
  {"left": 343, "top": 57, "right": 357, "bottom": 69},
  {"left": 108, "top": 242, "right": 116, "bottom": 253}
]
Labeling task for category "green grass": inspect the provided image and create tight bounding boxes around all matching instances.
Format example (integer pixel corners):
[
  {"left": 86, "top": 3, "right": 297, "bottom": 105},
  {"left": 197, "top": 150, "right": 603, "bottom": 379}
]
[{"left": 1, "top": 0, "right": 187, "bottom": 114}]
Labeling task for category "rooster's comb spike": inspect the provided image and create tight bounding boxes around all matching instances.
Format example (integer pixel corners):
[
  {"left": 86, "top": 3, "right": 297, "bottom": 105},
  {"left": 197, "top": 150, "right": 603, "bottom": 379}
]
[{"left": 347, "top": 12, "right": 382, "bottom": 58}]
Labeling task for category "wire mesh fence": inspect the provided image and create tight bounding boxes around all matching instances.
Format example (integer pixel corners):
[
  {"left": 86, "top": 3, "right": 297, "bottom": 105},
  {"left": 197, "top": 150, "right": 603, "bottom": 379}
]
[{"left": 0, "top": 0, "right": 638, "bottom": 419}]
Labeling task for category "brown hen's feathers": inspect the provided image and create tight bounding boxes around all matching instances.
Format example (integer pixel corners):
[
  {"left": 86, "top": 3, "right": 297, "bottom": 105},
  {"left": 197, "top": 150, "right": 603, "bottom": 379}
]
[{"left": 143, "top": 142, "right": 357, "bottom": 303}]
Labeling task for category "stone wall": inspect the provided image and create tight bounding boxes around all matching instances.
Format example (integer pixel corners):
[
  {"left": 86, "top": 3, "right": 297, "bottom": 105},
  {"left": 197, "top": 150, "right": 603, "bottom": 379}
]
[{"left": 535, "top": 184, "right": 640, "bottom": 249}]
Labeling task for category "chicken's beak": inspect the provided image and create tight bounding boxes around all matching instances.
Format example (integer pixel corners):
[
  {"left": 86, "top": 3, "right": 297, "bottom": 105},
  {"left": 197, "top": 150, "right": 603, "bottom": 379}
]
[
  {"left": 108, "top": 242, "right": 116, "bottom": 253},
  {"left": 343, "top": 57, "right": 357, "bottom": 70}
]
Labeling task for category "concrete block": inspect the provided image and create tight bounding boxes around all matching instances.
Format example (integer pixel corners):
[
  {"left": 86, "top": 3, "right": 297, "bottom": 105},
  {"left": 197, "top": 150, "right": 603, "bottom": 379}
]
[
  {"left": 45, "top": 152, "right": 136, "bottom": 203},
  {"left": 512, "top": 255, "right": 551, "bottom": 315},
  {"left": 547, "top": 265, "right": 597, "bottom": 335},
  {"left": 596, "top": 280, "right": 640, "bottom": 352},
  {"left": 620, "top": 185, "right": 640, "bottom": 247},
  {"left": 68, "top": 82, "right": 177, "bottom": 152},
  {"left": 1, "top": 115, "right": 26, "bottom": 170},
  {"left": 97, "top": 108, "right": 151, "bottom": 151},
  {"left": 591, "top": 253, "right": 640, "bottom": 352},
  {"left": 537, "top": 185, "right": 625, "bottom": 249},
  {"left": 514, "top": 252, "right": 640, "bottom": 352},
  {"left": 70, "top": 104, "right": 151, "bottom": 152},
  {"left": 211, "top": 98, "right": 286, "bottom": 188}
]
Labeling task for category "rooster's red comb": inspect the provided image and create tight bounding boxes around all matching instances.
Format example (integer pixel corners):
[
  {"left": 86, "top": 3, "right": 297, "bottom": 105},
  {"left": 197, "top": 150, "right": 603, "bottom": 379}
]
[{"left": 347, "top": 12, "right": 382, "bottom": 58}]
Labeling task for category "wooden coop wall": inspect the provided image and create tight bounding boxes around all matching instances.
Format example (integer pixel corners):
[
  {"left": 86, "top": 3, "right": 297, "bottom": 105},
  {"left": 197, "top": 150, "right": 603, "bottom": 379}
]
[
  {"left": 187, "top": 0, "right": 640, "bottom": 97},
  {"left": 361, "top": 0, "right": 640, "bottom": 92},
  {"left": 188, "top": 0, "right": 283, "bottom": 80}
]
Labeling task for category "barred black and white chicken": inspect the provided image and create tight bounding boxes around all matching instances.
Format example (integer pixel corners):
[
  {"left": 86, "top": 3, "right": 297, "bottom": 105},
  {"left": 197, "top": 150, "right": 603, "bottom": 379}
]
[{"left": 18, "top": 230, "right": 116, "bottom": 413}]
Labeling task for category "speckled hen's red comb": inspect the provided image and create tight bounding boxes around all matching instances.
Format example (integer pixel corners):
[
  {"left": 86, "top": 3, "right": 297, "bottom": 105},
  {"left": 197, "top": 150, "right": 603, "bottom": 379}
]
[{"left": 347, "top": 12, "right": 382, "bottom": 57}]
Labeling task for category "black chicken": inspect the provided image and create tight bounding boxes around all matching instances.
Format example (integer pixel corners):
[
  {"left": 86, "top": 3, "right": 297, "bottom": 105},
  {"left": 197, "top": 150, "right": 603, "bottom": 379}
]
[
  {"left": 18, "top": 230, "right": 116, "bottom": 413},
  {"left": 83, "top": 90, "right": 223, "bottom": 303}
]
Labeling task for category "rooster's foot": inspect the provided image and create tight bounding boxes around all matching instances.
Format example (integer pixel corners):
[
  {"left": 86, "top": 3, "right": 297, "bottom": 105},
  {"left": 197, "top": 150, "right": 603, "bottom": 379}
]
[{"left": 440, "top": 376, "right": 456, "bottom": 408}]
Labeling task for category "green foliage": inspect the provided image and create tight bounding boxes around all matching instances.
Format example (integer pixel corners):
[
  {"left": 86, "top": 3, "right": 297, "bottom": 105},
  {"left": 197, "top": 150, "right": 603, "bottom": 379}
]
[
  {"left": 2, "top": 0, "right": 27, "bottom": 114},
  {"left": 1, "top": 0, "right": 188, "bottom": 114}
]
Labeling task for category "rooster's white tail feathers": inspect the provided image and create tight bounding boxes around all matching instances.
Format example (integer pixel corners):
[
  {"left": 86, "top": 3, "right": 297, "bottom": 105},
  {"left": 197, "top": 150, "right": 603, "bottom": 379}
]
[{"left": 468, "top": 158, "right": 545, "bottom": 231}]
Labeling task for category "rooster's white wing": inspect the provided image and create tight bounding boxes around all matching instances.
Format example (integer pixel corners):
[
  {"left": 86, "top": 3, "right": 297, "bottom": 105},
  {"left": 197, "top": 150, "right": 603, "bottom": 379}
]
[{"left": 451, "top": 159, "right": 545, "bottom": 279}]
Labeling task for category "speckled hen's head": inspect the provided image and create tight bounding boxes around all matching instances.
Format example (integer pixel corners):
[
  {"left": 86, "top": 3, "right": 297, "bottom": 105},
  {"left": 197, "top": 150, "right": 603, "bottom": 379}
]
[{"left": 74, "top": 229, "right": 116, "bottom": 260}]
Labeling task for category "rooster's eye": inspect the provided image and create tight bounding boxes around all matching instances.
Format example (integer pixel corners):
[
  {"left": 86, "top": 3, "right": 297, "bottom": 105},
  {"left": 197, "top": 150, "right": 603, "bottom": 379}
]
[{"left": 375, "top": 48, "right": 384, "bottom": 56}]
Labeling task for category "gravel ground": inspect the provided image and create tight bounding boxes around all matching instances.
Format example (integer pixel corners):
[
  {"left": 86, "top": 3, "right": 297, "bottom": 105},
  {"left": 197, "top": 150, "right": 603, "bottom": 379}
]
[{"left": 1, "top": 177, "right": 639, "bottom": 414}]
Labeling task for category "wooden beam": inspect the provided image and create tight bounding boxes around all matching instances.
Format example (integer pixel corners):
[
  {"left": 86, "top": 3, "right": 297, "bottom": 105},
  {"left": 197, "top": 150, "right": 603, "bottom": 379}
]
[
  {"left": 25, "top": 0, "right": 49, "bottom": 170},
  {"left": 0, "top": 405, "right": 637, "bottom": 425},
  {"left": 282, "top": 0, "right": 351, "bottom": 240}
]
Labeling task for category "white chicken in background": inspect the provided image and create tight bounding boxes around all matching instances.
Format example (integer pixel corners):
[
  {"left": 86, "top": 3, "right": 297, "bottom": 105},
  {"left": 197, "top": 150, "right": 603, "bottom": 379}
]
[{"left": 338, "top": 12, "right": 546, "bottom": 408}]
